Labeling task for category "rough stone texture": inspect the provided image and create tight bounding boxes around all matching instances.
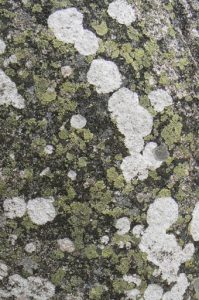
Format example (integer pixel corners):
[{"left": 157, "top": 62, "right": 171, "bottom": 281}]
[{"left": 0, "top": 0, "right": 198, "bottom": 299}]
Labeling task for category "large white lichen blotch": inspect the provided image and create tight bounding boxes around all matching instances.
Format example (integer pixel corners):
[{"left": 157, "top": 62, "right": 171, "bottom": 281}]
[
  {"left": 48, "top": 8, "right": 99, "bottom": 56},
  {"left": 148, "top": 89, "right": 173, "bottom": 112},
  {"left": 0, "top": 69, "right": 25, "bottom": 108},
  {"left": 70, "top": 114, "right": 87, "bottom": 129},
  {"left": 27, "top": 197, "right": 56, "bottom": 225},
  {"left": 74, "top": 29, "right": 99, "bottom": 56},
  {"left": 3, "top": 197, "right": 27, "bottom": 219},
  {"left": 0, "top": 274, "right": 55, "bottom": 299},
  {"left": 0, "top": 38, "right": 6, "bottom": 54},
  {"left": 87, "top": 59, "right": 122, "bottom": 94},
  {"left": 108, "top": 0, "right": 136, "bottom": 26},
  {"left": 139, "top": 197, "right": 194, "bottom": 283},
  {"left": 190, "top": 202, "right": 199, "bottom": 241},
  {"left": 144, "top": 284, "right": 163, "bottom": 300},
  {"left": 162, "top": 273, "right": 189, "bottom": 300},
  {"left": 47, "top": 8, "right": 84, "bottom": 44}
]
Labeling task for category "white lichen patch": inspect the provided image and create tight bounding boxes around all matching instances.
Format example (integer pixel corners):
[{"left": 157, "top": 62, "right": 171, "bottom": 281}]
[
  {"left": 48, "top": 8, "right": 84, "bottom": 44},
  {"left": 25, "top": 242, "right": 36, "bottom": 254},
  {"left": 27, "top": 197, "right": 56, "bottom": 225},
  {"left": 44, "top": 145, "right": 54, "bottom": 155},
  {"left": 0, "top": 38, "right": 6, "bottom": 54},
  {"left": 67, "top": 170, "right": 77, "bottom": 181},
  {"left": 108, "top": 88, "right": 166, "bottom": 181},
  {"left": 125, "top": 288, "right": 140, "bottom": 299},
  {"left": 162, "top": 273, "right": 189, "bottom": 300},
  {"left": 57, "top": 238, "right": 75, "bottom": 253},
  {"left": 107, "top": 0, "right": 136, "bottom": 26},
  {"left": 115, "top": 217, "right": 131, "bottom": 235},
  {"left": 148, "top": 89, "right": 173, "bottom": 112},
  {"left": 3, "top": 197, "right": 26, "bottom": 219},
  {"left": 190, "top": 202, "right": 199, "bottom": 241},
  {"left": 70, "top": 114, "right": 87, "bottom": 129},
  {"left": 61, "top": 65, "right": 73, "bottom": 78},
  {"left": 87, "top": 59, "right": 122, "bottom": 94},
  {"left": 74, "top": 29, "right": 99, "bottom": 56},
  {"left": 0, "top": 262, "right": 8, "bottom": 280},
  {"left": 0, "top": 69, "right": 25, "bottom": 109},
  {"left": 139, "top": 197, "right": 194, "bottom": 283},
  {"left": 144, "top": 284, "right": 163, "bottom": 300},
  {"left": 48, "top": 8, "right": 99, "bottom": 56},
  {"left": 132, "top": 224, "right": 144, "bottom": 238},
  {"left": 0, "top": 274, "right": 55, "bottom": 299},
  {"left": 123, "top": 274, "right": 141, "bottom": 287}
]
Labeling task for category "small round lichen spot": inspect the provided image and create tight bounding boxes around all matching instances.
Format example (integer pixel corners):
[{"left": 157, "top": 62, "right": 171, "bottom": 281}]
[
  {"left": 28, "top": 276, "right": 55, "bottom": 300},
  {"left": 0, "top": 39, "right": 6, "bottom": 54},
  {"left": 3, "top": 197, "right": 27, "bottom": 219},
  {"left": 148, "top": 89, "right": 173, "bottom": 112},
  {"left": 57, "top": 238, "right": 75, "bottom": 253},
  {"left": 107, "top": 0, "right": 136, "bottom": 26},
  {"left": 25, "top": 242, "right": 36, "bottom": 254},
  {"left": 27, "top": 197, "right": 56, "bottom": 225},
  {"left": 61, "top": 65, "right": 73, "bottom": 78},
  {"left": 190, "top": 202, "right": 199, "bottom": 241},
  {"left": 44, "top": 145, "right": 54, "bottom": 155},
  {"left": 87, "top": 59, "right": 122, "bottom": 94},
  {"left": 115, "top": 217, "right": 131, "bottom": 235},
  {"left": 74, "top": 30, "right": 99, "bottom": 56},
  {"left": 47, "top": 8, "right": 84, "bottom": 44},
  {"left": 67, "top": 170, "right": 77, "bottom": 181},
  {"left": 144, "top": 284, "right": 163, "bottom": 300},
  {"left": 70, "top": 114, "right": 87, "bottom": 129}
]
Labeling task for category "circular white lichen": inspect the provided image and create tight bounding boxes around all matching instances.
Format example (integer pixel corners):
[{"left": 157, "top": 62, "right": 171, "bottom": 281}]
[
  {"left": 3, "top": 197, "right": 27, "bottom": 219},
  {"left": 61, "top": 65, "right": 73, "bottom": 78},
  {"left": 44, "top": 145, "right": 54, "bottom": 155},
  {"left": 144, "top": 284, "right": 163, "bottom": 300},
  {"left": 57, "top": 238, "right": 75, "bottom": 253},
  {"left": 87, "top": 59, "right": 122, "bottom": 94},
  {"left": 25, "top": 242, "right": 36, "bottom": 254},
  {"left": 190, "top": 202, "right": 199, "bottom": 241},
  {"left": 27, "top": 198, "right": 56, "bottom": 225},
  {"left": 148, "top": 89, "right": 173, "bottom": 112},
  {"left": 107, "top": 0, "right": 136, "bottom": 26},
  {"left": 67, "top": 170, "right": 77, "bottom": 181},
  {"left": 47, "top": 8, "right": 84, "bottom": 44},
  {"left": 115, "top": 217, "right": 131, "bottom": 235},
  {"left": 0, "top": 69, "right": 25, "bottom": 109},
  {"left": 70, "top": 114, "right": 87, "bottom": 129},
  {"left": 74, "top": 30, "right": 99, "bottom": 56},
  {"left": 132, "top": 224, "right": 144, "bottom": 238},
  {"left": 0, "top": 39, "right": 6, "bottom": 54}
]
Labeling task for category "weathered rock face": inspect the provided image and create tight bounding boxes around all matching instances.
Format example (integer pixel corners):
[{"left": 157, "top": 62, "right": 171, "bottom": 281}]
[{"left": 0, "top": 0, "right": 198, "bottom": 299}]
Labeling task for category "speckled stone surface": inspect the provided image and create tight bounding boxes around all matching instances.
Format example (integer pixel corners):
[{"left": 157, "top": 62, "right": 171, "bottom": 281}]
[{"left": 0, "top": 0, "right": 198, "bottom": 299}]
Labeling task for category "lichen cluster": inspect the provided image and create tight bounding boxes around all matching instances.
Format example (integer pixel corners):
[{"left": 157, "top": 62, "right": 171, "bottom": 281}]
[{"left": 0, "top": 0, "right": 198, "bottom": 299}]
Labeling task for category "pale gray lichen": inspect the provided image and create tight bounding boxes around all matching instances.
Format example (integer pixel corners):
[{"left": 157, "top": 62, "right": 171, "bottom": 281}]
[
  {"left": 0, "top": 262, "right": 8, "bottom": 281},
  {"left": 47, "top": 8, "right": 84, "bottom": 44},
  {"left": 70, "top": 114, "right": 87, "bottom": 129},
  {"left": 162, "top": 273, "right": 189, "bottom": 300},
  {"left": 87, "top": 59, "right": 122, "bottom": 94},
  {"left": 190, "top": 202, "right": 199, "bottom": 241},
  {"left": 125, "top": 288, "right": 140, "bottom": 299},
  {"left": 107, "top": 0, "right": 136, "bottom": 26},
  {"left": 3, "top": 197, "right": 26, "bottom": 219},
  {"left": 74, "top": 29, "right": 99, "bottom": 56},
  {"left": 25, "top": 242, "right": 36, "bottom": 254},
  {"left": 148, "top": 89, "right": 173, "bottom": 112},
  {"left": 0, "top": 274, "right": 55, "bottom": 300},
  {"left": 0, "top": 38, "right": 6, "bottom": 54},
  {"left": 67, "top": 170, "right": 77, "bottom": 181},
  {"left": 144, "top": 284, "right": 163, "bottom": 300},
  {"left": 27, "top": 197, "right": 56, "bottom": 225},
  {"left": 61, "top": 65, "right": 73, "bottom": 78},
  {"left": 115, "top": 216, "right": 131, "bottom": 235},
  {"left": 48, "top": 8, "right": 99, "bottom": 56},
  {"left": 57, "top": 238, "right": 75, "bottom": 253},
  {"left": 0, "top": 69, "right": 25, "bottom": 109},
  {"left": 139, "top": 197, "right": 194, "bottom": 283},
  {"left": 44, "top": 145, "right": 54, "bottom": 155}
]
